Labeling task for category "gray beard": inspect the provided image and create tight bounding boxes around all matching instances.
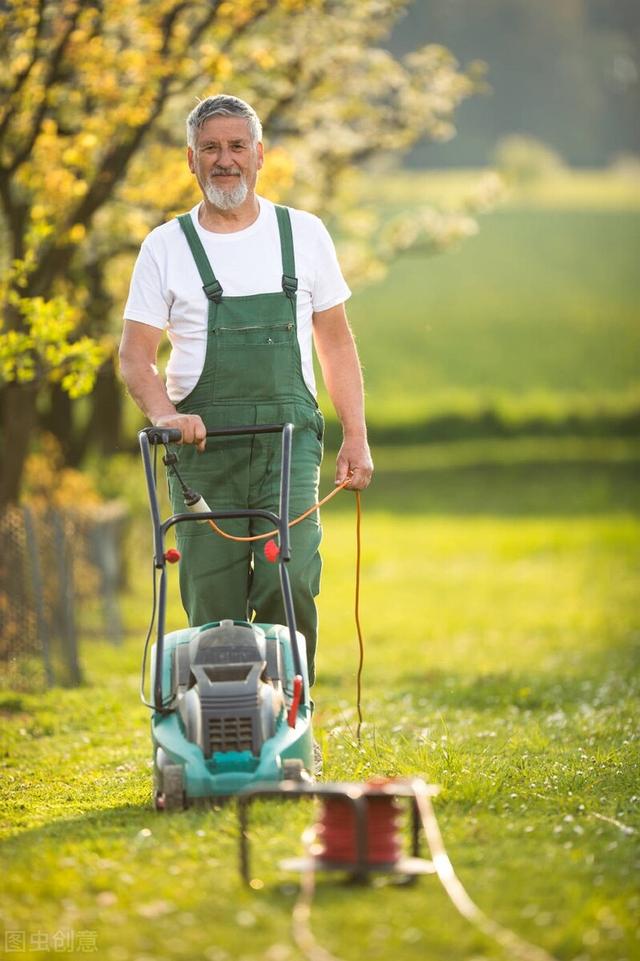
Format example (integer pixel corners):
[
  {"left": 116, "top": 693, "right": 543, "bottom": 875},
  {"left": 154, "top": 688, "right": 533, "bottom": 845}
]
[{"left": 204, "top": 177, "right": 249, "bottom": 210}]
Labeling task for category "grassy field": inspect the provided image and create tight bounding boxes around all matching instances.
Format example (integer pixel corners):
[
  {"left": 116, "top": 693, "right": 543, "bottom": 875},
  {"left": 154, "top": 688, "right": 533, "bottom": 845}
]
[
  {"left": 340, "top": 208, "right": 640, "bottom": 429},
  {"left": 317, "top": 168, "right": 640, "bottom": 437},
  {"left": 365, "top": 168, "right": 640, "bottom": 212},
  {"left": 1, "top": 439, "right": 639, "bottom": 961}
]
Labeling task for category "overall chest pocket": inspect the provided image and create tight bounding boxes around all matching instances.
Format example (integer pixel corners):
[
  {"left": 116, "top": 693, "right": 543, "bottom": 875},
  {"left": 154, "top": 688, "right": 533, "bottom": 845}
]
[{"left": 212, "top": 321, "right": 297, "bottom": 401}]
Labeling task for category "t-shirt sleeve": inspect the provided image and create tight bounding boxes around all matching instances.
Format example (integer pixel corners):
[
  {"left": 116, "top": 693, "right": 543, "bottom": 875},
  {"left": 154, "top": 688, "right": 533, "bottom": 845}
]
[
  {"left": 310, "top": 217, "right": 352, "bottom": 313},
  {"left": 123, "top": 239, "right": 171, "bottom": 329}
]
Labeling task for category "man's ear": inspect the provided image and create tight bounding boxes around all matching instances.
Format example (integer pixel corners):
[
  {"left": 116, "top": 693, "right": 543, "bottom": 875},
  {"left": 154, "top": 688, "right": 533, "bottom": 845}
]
[
  {"left": 187, "top": 146, "right": 195, "bottom": 173},
  {"left": 257, "top": 142, "right": 264, "bottom": 171}
]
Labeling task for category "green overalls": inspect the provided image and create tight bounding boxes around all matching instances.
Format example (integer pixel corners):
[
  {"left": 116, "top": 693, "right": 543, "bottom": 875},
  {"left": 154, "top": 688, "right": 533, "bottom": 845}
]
[{"left": 168, "top": 205, "right": 324, "bottom": 684}]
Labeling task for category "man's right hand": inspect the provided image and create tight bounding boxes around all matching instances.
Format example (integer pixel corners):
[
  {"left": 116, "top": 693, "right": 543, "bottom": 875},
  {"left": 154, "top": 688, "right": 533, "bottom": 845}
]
[{"left": 153, "top": 413, "right": 207, "bottom": 452}]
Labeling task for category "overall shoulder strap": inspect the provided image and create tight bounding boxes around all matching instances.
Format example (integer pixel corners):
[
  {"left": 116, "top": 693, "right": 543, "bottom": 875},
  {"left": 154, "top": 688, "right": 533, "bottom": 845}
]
[
  {"left": 177, "top": 213, "right": 223, "bottom": 303},
  {"left": 274, "top": 205, "right": 298, "bottom": 300}
]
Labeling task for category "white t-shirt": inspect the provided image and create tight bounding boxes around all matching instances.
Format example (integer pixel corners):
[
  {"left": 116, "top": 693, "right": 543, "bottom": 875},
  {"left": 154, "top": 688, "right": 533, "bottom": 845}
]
[{"left": 123, "top": 197, "right": 351, "bottom": 402}]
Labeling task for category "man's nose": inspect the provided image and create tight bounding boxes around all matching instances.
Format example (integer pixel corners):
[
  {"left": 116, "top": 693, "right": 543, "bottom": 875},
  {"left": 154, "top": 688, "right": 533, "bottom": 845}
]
[{"left": 218, "top": 145, "right": 235, "bottom": 166}]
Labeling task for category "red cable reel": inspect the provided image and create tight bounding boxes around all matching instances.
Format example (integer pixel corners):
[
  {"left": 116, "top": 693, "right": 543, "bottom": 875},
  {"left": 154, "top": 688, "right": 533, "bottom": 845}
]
[{"left": 238, "top": 778, "right": 439, "bottom": 883}]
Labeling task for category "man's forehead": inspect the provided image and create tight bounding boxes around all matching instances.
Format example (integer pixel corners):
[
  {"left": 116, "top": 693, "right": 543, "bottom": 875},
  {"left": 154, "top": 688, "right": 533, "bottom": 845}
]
[{"left": 196, "top": 115, "right": 254, "bottom": 143}]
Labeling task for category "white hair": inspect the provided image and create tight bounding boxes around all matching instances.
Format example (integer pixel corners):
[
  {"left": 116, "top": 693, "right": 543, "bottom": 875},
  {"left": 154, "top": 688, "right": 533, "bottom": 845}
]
[{"left": 186, "top": 95, "right": 262, "bottom": 148}]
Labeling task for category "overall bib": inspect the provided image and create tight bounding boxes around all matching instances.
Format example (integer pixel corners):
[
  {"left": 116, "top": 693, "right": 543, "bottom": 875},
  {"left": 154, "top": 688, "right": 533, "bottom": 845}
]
[{"left": 168, "top": 206, "right": 324, "bottom": 684}]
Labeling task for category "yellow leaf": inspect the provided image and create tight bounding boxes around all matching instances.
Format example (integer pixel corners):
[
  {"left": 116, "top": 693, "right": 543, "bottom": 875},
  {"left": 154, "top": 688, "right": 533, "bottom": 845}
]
[{"left": 67, "top": 224, "right": 86, "bottom": 243}]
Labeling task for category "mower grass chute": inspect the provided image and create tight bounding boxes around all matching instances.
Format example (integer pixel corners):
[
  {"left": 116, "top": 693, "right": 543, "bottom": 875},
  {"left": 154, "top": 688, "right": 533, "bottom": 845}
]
[{"left": 139, "top": 423, "right": 314, "bottom": 810}]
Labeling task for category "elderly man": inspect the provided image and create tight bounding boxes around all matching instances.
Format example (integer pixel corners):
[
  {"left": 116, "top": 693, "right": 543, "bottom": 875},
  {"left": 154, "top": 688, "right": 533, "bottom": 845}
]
[{"left": 119, "top": 94, "right": 372, "bottom": 685}]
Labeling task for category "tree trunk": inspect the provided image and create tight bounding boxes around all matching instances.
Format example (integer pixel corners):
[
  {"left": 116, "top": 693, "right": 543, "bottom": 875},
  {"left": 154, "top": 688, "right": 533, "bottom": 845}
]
[
  {"left": 40, "top": 357, "right": 125, "bottom": 464},
  {"left": 40, "top": 384, "right": 78, "bottom": 464},
  {"left": 0, "top": 382, "right": 39, "bottom": 507},
  {"left": 82, "top": 357, "right": 124, "bottom": 457}
]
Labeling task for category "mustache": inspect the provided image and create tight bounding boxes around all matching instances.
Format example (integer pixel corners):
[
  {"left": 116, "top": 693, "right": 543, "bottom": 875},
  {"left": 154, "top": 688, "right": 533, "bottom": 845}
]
[{"left": 211, "top": 167, "right": 241, "bottom": 177}]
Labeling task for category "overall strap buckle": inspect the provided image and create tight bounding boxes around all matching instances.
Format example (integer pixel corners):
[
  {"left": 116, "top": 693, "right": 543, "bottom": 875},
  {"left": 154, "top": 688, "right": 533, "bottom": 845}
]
[
  {"left": 203, "top": 280, "right": 223, "bottom": 303},
  {"left": 282, "top": 274, "right": 298, "bottom": 300}
]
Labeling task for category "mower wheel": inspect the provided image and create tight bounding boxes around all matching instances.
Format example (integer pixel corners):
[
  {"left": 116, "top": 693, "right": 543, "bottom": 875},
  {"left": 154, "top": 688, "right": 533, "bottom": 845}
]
[
  {"left": 157, "top": 763, "right": 185, "bottom": 812},
  {"left": 282, "top": 758, "right": 306, "bottom": 781}
]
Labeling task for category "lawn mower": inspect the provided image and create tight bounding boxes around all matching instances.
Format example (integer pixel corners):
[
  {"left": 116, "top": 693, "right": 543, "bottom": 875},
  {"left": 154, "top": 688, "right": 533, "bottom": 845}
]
[{"left": 138, "top": 422, "right": 314, "bottom": 810}]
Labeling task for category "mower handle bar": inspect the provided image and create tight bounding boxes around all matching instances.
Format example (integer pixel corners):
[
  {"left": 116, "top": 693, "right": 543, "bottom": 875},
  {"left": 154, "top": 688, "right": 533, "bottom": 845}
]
[{"left": 142, "top": 423, "right": 287, "bottom": 446}]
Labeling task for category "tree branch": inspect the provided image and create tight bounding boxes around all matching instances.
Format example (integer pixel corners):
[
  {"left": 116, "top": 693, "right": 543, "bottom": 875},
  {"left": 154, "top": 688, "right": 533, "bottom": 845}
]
[
  {"left": 0, "top": 0, "right": 48, "bottom": 141},
  {"left": 3, "top": 2, "right": 83, "bottom": 176},
  {"left": 26, "top": 1, "right": 225, "bottom": 295}
]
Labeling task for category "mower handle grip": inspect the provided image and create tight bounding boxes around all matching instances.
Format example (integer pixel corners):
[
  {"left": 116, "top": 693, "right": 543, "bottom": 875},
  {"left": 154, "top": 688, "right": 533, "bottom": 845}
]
[{"left": 142, "top": 427, "right": 183, "bottom": 445}]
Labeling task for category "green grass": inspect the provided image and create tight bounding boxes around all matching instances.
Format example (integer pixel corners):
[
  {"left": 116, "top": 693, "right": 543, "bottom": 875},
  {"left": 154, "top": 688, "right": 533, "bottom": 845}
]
[
  {"left": 1, "top": 443, "right": 639, "bottom": 961},
  {"left": 320, "top": 169, "right": 640, "bottom": 439},
  {"left": 337, "top": 208, "right": 640, "bottom": 431}
]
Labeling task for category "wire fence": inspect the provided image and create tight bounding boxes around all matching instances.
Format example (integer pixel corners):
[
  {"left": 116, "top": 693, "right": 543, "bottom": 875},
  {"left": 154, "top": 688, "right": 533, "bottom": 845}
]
[{"left": 0, "top": 502, "right": 128, "bottom": 689}]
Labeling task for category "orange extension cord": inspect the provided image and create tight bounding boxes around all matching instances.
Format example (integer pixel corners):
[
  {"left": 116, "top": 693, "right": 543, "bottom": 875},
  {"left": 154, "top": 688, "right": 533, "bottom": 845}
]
[
  {"left": 204, "top": 480, "right": 365, "bottom": 741},
  {"left": 205, "top": 475, "right": 352, "bottom": 542}
]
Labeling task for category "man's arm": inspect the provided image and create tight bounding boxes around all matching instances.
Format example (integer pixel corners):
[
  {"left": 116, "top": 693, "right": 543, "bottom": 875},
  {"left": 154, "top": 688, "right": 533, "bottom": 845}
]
[
  {"left": 119, "top": 319, "right": 207, "bottom": 450},
  {"left": 313, "top": 303, "right": 373, "bottom": 490}
]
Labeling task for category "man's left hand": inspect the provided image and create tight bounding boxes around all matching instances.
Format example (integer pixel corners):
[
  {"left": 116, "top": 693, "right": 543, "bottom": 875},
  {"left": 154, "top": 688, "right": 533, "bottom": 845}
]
[{"left": 335, "top": 438, "right": 374, "bottom": 491}]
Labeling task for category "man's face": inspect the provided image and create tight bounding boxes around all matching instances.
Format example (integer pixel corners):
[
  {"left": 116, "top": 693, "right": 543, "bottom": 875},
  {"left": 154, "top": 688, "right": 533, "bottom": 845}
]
[{"left": 188, "top": 115, "right": 263, "bottom": 210}]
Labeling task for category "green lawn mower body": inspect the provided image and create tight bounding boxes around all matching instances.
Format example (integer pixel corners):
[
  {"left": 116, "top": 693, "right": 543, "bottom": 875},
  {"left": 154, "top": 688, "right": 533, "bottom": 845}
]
[
  {"left": 151, "top": 620, "right": 312, "bottom": 806},
  {"left": 139, "top": 423, "right": 313, "bottom": 809}
]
